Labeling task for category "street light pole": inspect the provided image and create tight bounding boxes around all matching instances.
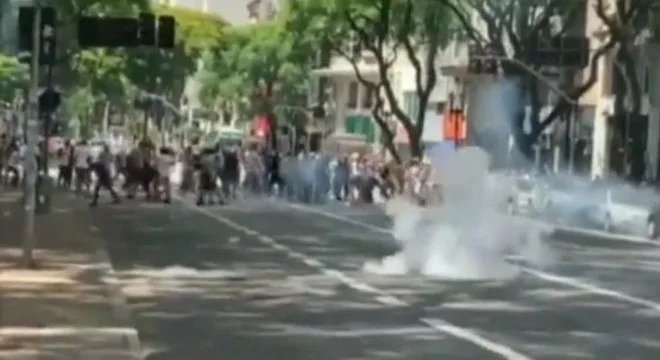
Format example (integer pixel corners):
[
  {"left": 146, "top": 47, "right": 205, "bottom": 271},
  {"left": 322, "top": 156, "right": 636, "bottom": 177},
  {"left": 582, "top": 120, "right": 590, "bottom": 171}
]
[{"left": 21, "top": 0, "right": 41, "bottom": 268}]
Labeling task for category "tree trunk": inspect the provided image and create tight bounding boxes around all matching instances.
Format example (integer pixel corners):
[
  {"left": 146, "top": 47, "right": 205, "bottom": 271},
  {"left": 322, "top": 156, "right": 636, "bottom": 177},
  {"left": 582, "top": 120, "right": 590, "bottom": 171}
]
[{"left": 408, "top": 129, "right": 423, "bottom": 159}]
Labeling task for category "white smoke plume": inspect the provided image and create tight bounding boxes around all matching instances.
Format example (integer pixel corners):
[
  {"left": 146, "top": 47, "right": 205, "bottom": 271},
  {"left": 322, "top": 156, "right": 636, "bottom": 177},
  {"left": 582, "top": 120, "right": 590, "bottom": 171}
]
[{"left": 364, "top": 79, "right": 557, "bottom": 280}]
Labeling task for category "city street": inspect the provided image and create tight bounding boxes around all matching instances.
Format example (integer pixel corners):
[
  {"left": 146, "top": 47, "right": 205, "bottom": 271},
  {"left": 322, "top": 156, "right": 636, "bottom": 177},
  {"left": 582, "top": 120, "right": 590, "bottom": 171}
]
[{"left": 94, "top": 197, "right": 660, "bottom": 360}]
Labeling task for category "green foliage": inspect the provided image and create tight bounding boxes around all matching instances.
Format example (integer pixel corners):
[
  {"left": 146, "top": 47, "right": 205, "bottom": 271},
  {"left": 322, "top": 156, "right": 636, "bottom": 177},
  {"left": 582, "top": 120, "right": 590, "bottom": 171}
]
[
  {"left": 45, "top": 0, "right": 227, "bottom": 130},
  {"left": 285, "top": 0, "right": 456, "bottom": 157},
  {"left": 0, "top": 55, "right": 28, "bottom": 104},
  {"left": 155, "top": 5, "right": 227, "bottom": 53},
  {"left": 202, "top": 16, "right": 314, "bottom": 124},
  {"left": 124, "top": 5, "right": 228, "bottom": 103}
]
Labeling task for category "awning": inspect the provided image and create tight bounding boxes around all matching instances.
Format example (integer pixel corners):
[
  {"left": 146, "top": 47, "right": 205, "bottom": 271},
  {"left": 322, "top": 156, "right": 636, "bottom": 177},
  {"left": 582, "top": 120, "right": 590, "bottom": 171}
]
[
  {"left": 440, "top": 65, "right": 498, "bottom": 82},
  {"left": 311, "top": 64, "right": 379, "bottom": 78}
]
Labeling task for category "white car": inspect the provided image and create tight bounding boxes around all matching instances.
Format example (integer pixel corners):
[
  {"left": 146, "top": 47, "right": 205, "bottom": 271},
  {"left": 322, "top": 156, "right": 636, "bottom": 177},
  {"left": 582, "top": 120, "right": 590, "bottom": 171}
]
[
  {"left": 595, "top": 186, "right": 660, "bottom": 239},
  {"left": 537, "top": 176, "right": 596, "bottom": 225}
]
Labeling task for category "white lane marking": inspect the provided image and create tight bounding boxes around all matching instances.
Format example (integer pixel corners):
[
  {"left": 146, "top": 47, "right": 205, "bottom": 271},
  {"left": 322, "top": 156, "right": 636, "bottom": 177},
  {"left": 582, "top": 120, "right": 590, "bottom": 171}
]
[
  {"left": 176, "top": 198, "right": 532, "bottom": 360},
  {"left": 551, "top": 224, "right": 657, "bottom": 245},
  {"left": 521, "top": 268, "right": 660, "bottom": 312},
  {"left": 0, "top": 327, "right": 139, "bottom": 336},
  {"left": 284, "top": 202, "right": 660, "bottom": 314}
]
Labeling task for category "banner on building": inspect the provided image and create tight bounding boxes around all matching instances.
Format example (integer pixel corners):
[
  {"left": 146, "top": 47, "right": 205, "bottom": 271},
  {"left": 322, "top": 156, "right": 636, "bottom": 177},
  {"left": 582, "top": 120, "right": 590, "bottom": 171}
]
[{"left": 443, "top": 109, "right": 466, "bottom": 141}]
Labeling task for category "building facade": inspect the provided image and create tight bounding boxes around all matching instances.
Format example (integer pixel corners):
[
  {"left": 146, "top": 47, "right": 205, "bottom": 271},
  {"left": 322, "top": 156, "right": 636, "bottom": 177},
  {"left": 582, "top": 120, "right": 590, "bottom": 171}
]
[{"left": 309, "top": 37, "right": 464, "bottom": 154}]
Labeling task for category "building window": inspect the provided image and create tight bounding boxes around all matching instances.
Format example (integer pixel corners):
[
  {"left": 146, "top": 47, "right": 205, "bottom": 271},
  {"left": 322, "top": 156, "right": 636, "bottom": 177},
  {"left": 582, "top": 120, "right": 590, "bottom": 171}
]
[
  {"left": 347, "top": 81, "right": 358, "bottom": 109},
  {"left": 361, "top": 86, "right": 374, "bottom": 109}
]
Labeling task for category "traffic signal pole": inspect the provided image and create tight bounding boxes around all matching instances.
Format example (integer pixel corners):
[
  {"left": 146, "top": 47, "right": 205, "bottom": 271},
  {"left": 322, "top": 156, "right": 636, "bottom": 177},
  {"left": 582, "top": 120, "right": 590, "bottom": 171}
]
[
  {"left": 472, "top": 54, "right": 578, "bottom": 106},
  {"left": 42, "top": 63, "right": 54, "bottom": 174},
  {"left": 21, "top": 0, "right": 40, "bottom": 268}
]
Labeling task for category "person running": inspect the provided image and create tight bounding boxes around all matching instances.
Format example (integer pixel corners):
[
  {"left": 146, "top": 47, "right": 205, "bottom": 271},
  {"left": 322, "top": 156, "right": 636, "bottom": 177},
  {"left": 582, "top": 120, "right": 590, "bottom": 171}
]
[
  {"left": 90, "top": 144, "right": 120, "bottom": 207},
  {"left": 56, "top": 140, "right": 73, "bottom": 188},
  {"left": 220, "top": 145, "right": 240, "bottom": 199},
  {"left": 124, "top": 144, "right": 143, "bottom": 199},
  {"left": 196, "top": 147, "right": 224, "bottom": 206},
  {"left": 73, "top": 139, "right": 91, "bottom": 195},
  {"left": 156, "top": 146, "right": 176, "bottom": 203}
]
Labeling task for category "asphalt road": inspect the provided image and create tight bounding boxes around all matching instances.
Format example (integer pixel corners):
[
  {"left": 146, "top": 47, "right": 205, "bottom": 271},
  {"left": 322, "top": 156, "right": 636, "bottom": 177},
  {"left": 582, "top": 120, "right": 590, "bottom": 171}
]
[{"left": 93, "top": 196, "right": 660, "bottom": 360}]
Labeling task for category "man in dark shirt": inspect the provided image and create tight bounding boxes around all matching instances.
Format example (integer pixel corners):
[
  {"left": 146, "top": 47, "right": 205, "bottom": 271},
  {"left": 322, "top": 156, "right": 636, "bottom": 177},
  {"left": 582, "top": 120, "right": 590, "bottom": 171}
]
[
  {"left": 266, "top": 149, "right": 282, "bottom": 196},
  {"left": 221, "top": 147, "right": 239, "bottom": 199}
]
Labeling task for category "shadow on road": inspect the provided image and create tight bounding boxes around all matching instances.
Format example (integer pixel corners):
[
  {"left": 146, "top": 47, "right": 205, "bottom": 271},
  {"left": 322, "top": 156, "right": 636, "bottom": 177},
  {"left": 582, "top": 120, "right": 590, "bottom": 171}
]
[{"left": 91, "top": 201, "right": 500, "bottom": 360}]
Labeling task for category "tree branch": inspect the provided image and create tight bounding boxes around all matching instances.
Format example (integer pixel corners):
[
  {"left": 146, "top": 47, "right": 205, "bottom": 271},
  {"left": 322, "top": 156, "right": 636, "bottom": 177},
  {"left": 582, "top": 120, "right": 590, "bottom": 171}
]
[
  {"left": 531, "top": 38, "right": 617, "bottom": 138},
  {"left": 437, "top": 0, "right": 488, "bottom": 47},
  {"left": 342, "top": 1, "right": 415, "bottom": 146}
]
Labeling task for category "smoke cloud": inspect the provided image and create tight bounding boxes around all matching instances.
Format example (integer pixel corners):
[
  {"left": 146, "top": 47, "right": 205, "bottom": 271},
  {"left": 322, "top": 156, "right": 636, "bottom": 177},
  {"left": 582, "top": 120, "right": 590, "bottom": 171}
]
[{"left": 363, "top": 79, "right": 557, "bottom": 280}]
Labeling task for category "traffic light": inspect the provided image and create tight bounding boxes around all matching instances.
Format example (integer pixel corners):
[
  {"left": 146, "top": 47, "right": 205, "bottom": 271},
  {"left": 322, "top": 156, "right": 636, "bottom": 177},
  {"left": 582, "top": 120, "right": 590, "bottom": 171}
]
[
  {"left": 18, "top": 6, "right": 57, "bottom": 64},
  {"left": 157, "top": 16, "right": 175, "bottom": 49},
  {"left": 18, "top": 6, "right": 56, "bottom": 52},
  {"left": 138, "top": 13, "right": 156, "bottom": 46},
  {"left": 482, "top": 44, "right": 499, "bottom": 75},
  {"left": 467, "top": 43, "right": 482, "bottom": 74},
  {"left": 78, "top": 17, "right": 139, "bottom": 48},
  {"left": 482, "top": 57, "right": 498, "bottom": 74},
  {"left": 467, "top": 43, "right": 498, "bottom": 75},
  {"left": 38, "top": 88, "right": 61, "bottom": 114}
]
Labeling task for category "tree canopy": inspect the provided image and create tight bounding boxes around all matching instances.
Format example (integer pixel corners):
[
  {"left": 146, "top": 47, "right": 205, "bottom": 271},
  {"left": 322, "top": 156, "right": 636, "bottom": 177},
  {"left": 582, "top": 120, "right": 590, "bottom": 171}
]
[
  {"left": 286, "top": 0, "right": 456, "bottom": 159},
  {"left": 46, "top": 0, "right": 228, "bottom": 134},
  {"left": 0, "top": 55, "right": 28, "bottom": 105},
  {"left": 201, "top": 12, "right": 316, "bottom": 132},
  {"left": 439, "top": 0, "right": 616, "bottom": 157}
]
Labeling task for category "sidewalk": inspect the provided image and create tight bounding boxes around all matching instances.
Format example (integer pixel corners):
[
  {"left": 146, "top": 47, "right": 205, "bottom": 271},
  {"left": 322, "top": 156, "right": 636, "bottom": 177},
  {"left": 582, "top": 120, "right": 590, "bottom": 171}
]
[{"left": 0, "top": 190, "right": 140, "bottom": 359}]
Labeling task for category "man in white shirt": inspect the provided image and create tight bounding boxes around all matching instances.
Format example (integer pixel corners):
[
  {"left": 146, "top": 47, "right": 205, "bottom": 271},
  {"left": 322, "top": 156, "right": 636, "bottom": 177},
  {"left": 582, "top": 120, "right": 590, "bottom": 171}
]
[
  {"left": 73, "top": 140, "right": 90, "bottom": 194},
  {"left": 156, "top": 146, "right": 176, "bottom": 203}
]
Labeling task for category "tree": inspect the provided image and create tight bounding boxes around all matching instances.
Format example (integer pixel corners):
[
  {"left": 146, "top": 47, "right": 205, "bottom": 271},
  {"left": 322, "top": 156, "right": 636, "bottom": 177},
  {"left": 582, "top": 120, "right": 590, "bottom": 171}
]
[
  {"left": 203, "top": 16, "right": 315, "bottom": 148},
  {"left": 593, "top": 0, "right": 660, "bottom": 179},
  {"left": 287, "top": 0, "right": 455, "bottom": 160},
  {"left": 441, "top": 0, "right": 616, "bottom": 158},
  {"left": 0, "top": 55, "right": 28, "bottom": 104},
  {"left": 67, "top": 48, "right": 132, "bottom": 136}
]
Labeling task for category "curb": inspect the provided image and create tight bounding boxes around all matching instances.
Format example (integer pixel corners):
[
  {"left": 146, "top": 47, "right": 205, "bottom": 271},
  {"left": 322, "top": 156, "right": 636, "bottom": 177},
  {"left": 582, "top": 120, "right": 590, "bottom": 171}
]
[{"left": 91, "top": 236, "right": 142, "bottom": 359}]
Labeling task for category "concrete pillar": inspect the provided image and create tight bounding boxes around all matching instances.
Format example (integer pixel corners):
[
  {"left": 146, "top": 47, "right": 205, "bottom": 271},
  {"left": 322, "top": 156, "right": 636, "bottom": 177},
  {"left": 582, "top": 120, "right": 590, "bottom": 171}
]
[
  {"left": 334, "top": 78, "right": 347, "bottom": 133},
  {"left": 589, "top": 54, "right": 612, "bottom": 179}
]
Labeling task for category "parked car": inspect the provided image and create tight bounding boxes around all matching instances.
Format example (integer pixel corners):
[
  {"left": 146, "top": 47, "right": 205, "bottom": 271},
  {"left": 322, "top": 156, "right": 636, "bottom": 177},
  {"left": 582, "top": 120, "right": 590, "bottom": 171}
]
[
  {"left": 538, "top": 175, "right": 597, "bottom": 225},
  {"left": 592, "top": 185, "right": 660, "bottom": 239}
]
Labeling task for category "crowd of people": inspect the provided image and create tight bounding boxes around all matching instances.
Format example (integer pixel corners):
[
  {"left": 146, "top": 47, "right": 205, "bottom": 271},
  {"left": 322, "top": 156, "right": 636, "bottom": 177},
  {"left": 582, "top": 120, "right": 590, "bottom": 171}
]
[{"left": 0, "top": 133, "right": 441, "bottom": 208}]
